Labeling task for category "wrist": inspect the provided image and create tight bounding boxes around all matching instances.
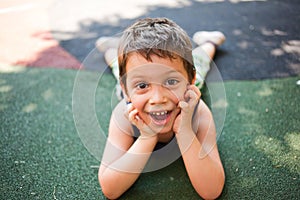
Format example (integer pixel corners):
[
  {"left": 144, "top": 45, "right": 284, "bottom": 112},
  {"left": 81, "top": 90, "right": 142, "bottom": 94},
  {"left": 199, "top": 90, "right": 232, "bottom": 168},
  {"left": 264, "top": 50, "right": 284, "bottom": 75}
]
[
  {"left": 174, "top": 125, "right": 193, "bottom": 135},
  {"left": 138, "top": 133, "right": 158, "bottom": 141},
  {"left": 175, "top": 129, "right": 196, "bottom": 150}
]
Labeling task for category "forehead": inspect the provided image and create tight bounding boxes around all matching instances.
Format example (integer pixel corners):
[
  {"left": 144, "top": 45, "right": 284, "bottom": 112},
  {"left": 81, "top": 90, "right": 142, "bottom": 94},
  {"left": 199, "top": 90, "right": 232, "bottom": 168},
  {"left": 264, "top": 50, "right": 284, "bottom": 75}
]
[{"left": 125, "top": 52, "right": 188, "bottom": 79}]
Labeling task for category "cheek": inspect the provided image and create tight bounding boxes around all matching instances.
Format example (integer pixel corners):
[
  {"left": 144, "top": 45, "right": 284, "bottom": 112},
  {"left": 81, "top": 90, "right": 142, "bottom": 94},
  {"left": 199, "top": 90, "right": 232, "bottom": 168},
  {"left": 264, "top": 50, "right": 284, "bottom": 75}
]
[
  {"left": 131, "top": 95, "right": 153, "bottom": 123},
  {"left": 169, "top": 87, "right": 186, "bottom": 102},
  {"left": 131, "top": 94, "right": 146, "bottom": 111}
]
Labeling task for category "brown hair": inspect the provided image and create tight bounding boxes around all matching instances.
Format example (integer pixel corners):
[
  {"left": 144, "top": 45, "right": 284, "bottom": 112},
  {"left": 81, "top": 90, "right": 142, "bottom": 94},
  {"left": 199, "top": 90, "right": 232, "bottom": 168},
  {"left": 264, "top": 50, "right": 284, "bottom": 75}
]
[{"left": 118, "top": 17, "right": 195, "bottom": 87}]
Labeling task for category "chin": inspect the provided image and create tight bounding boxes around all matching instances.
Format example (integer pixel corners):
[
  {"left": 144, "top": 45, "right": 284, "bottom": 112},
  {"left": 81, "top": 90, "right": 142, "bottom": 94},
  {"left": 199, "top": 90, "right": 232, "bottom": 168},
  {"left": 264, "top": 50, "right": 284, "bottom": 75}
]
[{"left": 148, "top": 119, "right": 175, "bottom": 134}]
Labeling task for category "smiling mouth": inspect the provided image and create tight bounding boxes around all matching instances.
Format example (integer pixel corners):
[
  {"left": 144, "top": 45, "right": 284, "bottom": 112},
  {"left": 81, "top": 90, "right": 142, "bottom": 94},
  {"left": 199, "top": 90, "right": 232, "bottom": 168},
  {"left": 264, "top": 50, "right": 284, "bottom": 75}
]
[{"left": 149, "top": 111, "right": 172, "bottom": 125}]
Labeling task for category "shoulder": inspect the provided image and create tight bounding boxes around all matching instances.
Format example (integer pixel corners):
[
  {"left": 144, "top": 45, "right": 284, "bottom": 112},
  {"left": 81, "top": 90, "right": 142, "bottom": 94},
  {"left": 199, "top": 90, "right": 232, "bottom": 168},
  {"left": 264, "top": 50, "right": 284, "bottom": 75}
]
[
  {"left": 108, "top": 99, "right": 135, "bottom": 150},
  {"left": 192, "top": 99, "right": 216, "bottom": 139},
  {"left": 194, "top": 99, "right": 213, "bottom": 124},
  {"left": 198, "top": 99, "right": 213, "bottom": 117},
  {"left": 110, "top": 99, "right": 133, "bottom": 135},
  {"left": 107, "top": 101, "right": 134, "bottom": 150}
]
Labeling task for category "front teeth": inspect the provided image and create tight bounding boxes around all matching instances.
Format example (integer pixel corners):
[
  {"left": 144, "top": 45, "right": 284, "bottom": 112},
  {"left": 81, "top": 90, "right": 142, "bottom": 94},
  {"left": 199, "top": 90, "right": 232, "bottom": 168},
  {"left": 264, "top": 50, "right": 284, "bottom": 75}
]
[{"left": 151, "top": 111, "right": 168, "bottom": 116}]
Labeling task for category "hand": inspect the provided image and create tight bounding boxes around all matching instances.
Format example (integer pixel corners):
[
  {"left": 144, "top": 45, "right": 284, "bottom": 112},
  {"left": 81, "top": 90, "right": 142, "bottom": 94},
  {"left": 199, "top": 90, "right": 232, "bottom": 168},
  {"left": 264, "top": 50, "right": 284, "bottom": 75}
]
[
  {"left": 173, "top": 85, "right": 201, "bottom": 134},
  {"left": 126, "top": 103, "right": 158, "bottom": 139}
]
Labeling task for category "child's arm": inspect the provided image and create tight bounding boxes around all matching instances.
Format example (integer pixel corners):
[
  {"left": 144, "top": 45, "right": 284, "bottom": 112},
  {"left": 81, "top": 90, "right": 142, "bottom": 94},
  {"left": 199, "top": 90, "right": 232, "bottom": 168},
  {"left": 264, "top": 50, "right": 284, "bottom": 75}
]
[
  {"left": 174, "top": 86, "right": 225, "bottom": 200},
  {"left": 98, "top": 101, "right": 158, "bottom": 199}
]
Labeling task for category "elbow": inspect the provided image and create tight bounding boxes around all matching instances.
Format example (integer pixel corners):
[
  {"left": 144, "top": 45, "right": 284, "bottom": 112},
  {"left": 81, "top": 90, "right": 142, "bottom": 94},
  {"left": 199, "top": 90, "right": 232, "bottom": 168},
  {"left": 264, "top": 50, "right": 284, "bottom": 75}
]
[
  {"left": 99, "top": 173, "right": 122, "bottom": 200},
  {"left": 101, "top": 186, "right": 121, "bottom": 200},
  {"left": 199, "top": 184, "right": 224, "bottom": 200},
  {"left": 198, "top": 171, "right": 225, "bottom": 200},
  {"left": 199, "top": 187, "right": 223, "bottom": 200}
]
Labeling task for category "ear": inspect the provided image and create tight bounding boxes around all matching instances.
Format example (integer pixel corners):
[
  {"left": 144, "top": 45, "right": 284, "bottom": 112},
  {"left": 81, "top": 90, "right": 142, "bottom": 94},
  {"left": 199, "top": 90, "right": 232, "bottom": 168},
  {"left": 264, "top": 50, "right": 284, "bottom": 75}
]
[
  {"left": 120, "top": 80, "right": 131, "bottom": 102},
  {"left": 191, "top": 74, "right": 196, "bottom": 85}
]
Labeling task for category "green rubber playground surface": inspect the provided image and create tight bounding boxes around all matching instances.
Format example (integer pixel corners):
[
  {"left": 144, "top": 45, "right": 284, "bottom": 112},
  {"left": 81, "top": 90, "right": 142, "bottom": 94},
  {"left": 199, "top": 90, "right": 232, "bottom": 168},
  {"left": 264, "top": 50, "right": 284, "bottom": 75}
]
[{"left": 1, "top": 66, "right": 299, "bottom": 199}]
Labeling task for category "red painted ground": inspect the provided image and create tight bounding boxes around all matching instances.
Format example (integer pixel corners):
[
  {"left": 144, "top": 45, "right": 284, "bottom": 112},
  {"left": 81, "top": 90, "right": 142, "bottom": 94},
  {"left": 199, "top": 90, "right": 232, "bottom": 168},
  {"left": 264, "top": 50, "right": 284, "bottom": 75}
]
[{"left": 0, "top": 0, "right": 82, "bottom": 69}]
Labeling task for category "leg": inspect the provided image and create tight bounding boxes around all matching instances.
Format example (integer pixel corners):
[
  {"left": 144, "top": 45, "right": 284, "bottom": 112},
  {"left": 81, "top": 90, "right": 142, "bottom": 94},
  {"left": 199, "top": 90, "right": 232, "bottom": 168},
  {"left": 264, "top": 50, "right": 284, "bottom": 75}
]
[
  {"left": 192, "top": 31, "right": 225, "bottom": 59},
  {"left": 104, "top": 48, "right": 118, "bottom": 67},
  {"left": 95, "top": 37, "right": 122, "bottom": 100},
  {"left": 192, "top": 31, "right": 226, "bottom": 89},
  {"left": 193, "top": 31, "right": 225, "bottom": 48},
  {"left": 102, "top": 47, "right": 123, "bottom": 100},
  {"left": 95, "top": 37, "right": 120, "bottom": 52},
  {"left": 193, "top": 43, "right": 216, "bottom": 60}
]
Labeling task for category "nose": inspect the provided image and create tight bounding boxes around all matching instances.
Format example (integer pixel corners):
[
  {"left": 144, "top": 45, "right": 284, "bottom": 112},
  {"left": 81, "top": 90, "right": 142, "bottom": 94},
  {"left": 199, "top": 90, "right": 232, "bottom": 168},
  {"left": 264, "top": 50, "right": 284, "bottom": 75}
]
[{"left": 149, "top": 84, "right": 167, "bottom": 104}]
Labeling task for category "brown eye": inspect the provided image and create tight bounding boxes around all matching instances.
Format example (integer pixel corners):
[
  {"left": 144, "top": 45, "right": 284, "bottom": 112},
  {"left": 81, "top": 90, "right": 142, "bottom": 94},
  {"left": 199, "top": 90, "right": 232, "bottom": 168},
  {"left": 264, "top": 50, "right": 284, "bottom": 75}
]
[{"left": 137, "top": 82, "right": 148, "bottom": 89}]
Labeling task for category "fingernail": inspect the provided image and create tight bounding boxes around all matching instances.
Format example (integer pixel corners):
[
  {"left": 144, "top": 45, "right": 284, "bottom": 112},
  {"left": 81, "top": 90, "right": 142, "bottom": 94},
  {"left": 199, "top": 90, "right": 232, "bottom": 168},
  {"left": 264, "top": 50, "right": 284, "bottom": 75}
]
[{"left": 179, "top": 101, "right": 188, "bottom": 108}]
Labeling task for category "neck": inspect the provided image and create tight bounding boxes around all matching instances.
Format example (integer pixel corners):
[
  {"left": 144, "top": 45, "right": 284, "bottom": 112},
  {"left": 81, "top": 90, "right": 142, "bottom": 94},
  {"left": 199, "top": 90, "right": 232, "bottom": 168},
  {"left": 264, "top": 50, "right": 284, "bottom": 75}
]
[{"left": 157, "top": 131, "right": 174, "bottom": 143}]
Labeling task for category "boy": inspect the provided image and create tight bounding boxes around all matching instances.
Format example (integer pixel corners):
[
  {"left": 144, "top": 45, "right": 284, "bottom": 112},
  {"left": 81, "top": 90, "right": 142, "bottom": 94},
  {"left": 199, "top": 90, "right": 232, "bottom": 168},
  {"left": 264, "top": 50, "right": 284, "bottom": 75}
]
[{"left": 97, "top": 17, "right": 225, "bottom": 199}]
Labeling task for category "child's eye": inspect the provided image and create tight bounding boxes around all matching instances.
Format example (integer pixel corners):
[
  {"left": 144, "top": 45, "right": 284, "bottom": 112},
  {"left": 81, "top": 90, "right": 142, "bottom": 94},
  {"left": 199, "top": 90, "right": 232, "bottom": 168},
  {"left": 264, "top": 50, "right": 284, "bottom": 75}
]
[
  {"left": 165, "top": 79, "right": 179, "bottom": 86},
  {"left": 136, "top": 82, "right": 149, "bottom": 89}
]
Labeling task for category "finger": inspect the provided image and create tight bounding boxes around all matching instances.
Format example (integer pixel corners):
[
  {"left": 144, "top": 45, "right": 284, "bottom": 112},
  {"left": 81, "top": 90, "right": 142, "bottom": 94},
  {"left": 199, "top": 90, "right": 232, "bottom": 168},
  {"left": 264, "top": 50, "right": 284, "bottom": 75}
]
[
  {"left": 186, "top": 86, "right": 201, "bottom": 104},
  {"left": 187, "top": 85, "right": 201, "bottom": 98},
  {"left": 124, "top": 102, "right": 134, "bottom": 119},
  {"left": 178, "top": 101, "right": 189, "bottom": 113},
  {"left": 184, "top": 89, "right": 199, "bottom": 106},
  {"left": 127, "top": 102, "right": 134, "bottom": 112},
  {"left": 128, "top": 109, "right": 139, "bottom": 125}
]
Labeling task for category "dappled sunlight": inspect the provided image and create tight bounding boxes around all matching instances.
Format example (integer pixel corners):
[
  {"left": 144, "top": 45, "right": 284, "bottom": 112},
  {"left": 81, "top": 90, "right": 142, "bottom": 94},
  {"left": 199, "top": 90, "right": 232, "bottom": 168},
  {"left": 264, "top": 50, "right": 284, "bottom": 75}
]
[
  {"left": 22, "top": 103, "right": 38, "bottom": 113},
  {"left": 50, "top": 0, "right": 192, "bottom": 30},
  {"left": 256, "top": 84, "right": 273, "bottom": 97},
  {"left": 42, "top": 88, "right": 54, "bottom": 101},
  {"left": 241, "top": 123, "right": 263, "bottom": 134},
  {"left": 270, "top": 40, "right": 300, "bottom": 74},
  {"left": 232, "top": 29, "right": 243, "bottom": 36},
  {"left": 195, "top": 0, "right": 225, "bottom": 2},
  {"left": 0, "top": 85, "right": 13, "bottom": 93},
  {"left": 212, "top": 98, "right": 228, "bottom": 109},
  {"left": 238, "top": 177, "right": 258, "bottom": 189},
  {"left": 271, "top": 40, "right": 300, "bottom": 57},
  {"left": 237, "top": 41, "right": 249, "bottom": 50},
  {"left": 50, "top": 0, "right": 269, "bottom": 40},
  {"left": 115, "top": 0, "right": 192, "bottom": 20},
  {"left": 229, "top": 0, "right": 267, "bottom": 3},
  {"left": 46, "top": 0, "right": 299, "bottom": 81},
  {"left": 254, "top": 135, "right": 300, "bottom": 173},
  {"left": 229, "top": 0, "right": 266, "bottom": 2},
  {"left": 238, "top": 107, "right": 257, "bottom": 116},
  {"left": 270, "top": 48, "right": 285, "bottom": 57},
  {"left": 195, "top": 0, "right": 266, "bottom": 3},
  {"left": 0, "top": 65, "right": 26, "bottom": 73},
  {"left": 282, "top": 40, "right": 300, "bottom": 55},
  {"left": 255, "top": 135, "right": 284, "bottom": 155},
  {"left": 285, "top": 132, "right": 300, "bottom": 151},
  {"left": 260, "top": 27, "right": 287, "bottom": 37},
  {"left": 287, "top": 62, "right": 300, "bottom": 74},
  {"left": 0, "top": 104, "right": 8, "bottom": 111},
  {"left": 77, "top": 0, "right": 267, "bottom": 24}
]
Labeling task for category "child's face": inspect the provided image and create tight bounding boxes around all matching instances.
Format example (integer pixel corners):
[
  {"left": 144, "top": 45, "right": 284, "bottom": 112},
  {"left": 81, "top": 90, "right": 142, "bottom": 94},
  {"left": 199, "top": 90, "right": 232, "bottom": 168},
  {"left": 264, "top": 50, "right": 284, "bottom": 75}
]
[{"left": 124, "top": 53, "right": 190, "bottom": 134}]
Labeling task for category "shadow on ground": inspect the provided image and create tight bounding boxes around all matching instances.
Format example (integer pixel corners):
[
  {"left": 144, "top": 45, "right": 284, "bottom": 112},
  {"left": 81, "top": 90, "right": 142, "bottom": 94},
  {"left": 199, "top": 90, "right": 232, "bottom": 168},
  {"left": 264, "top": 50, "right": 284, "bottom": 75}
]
[{"left": 49, "top": 0, "right": 300, "bottom": 80}]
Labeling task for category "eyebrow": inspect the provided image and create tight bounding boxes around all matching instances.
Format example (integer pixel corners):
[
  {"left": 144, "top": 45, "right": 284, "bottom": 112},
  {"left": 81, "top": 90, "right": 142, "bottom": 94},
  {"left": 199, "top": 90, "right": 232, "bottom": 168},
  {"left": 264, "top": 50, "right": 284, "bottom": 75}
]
[
  {"left": 131, "top": 66, "right": 182, "bottom": 74},
  {"left": 128, "top": 70, "right": 186, "bottom": 85}
]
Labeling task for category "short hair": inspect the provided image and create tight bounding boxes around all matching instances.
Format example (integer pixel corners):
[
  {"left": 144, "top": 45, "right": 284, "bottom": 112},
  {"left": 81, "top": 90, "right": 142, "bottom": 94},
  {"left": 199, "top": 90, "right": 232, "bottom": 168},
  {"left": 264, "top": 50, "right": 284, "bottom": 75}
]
[{"left": 118, "top": 17, "right": 195, "bottom": 87}]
